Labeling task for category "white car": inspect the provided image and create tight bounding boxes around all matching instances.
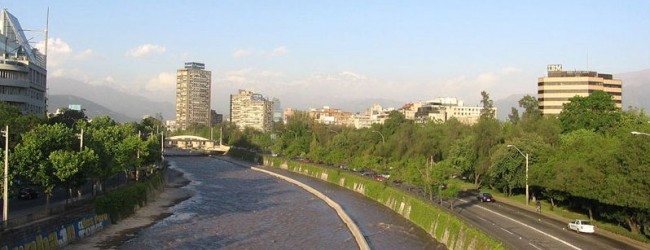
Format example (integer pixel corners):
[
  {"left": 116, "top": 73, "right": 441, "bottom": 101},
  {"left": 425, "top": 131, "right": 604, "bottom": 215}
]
[{"left": 568, "top": 219, "right": 595, "bottom": 233}]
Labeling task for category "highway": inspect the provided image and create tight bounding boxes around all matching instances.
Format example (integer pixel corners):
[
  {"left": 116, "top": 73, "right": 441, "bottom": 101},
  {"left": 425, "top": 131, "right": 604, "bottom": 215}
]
[{"left": 453, "top": 194, "right": 643, "bottom": 250}]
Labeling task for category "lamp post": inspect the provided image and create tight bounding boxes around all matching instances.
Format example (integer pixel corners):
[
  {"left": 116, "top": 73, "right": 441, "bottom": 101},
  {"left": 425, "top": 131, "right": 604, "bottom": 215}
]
[
  {"left": 2, "top": 126, "right": 8, "bottom": 226},
  {"left": 371, "top": 130, "right": 385, "bottom": 144},
  {"left": 507, "top": 144, "right": 529, "bottom": 206},
  {"left": 631, "top": 131, "right": 650, "bottom": 137},
  {"left": 77, "top": 128, "right": 84, "bottom": 151}
]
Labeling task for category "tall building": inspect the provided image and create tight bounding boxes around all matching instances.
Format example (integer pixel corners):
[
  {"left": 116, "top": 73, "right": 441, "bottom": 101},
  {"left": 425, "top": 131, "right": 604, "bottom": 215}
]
[
  {"left": 175, "top": 62, "right": 212, "bottom": 130},
  {"left": 230, "top": 89, "right": 273, "bottom": 132},
  {"left": 538, "top": 64, "right": 622, "bottom": 115},
  {"left": 0, "top": 9, "right": 47, "bottom": 115},
  {"left": 272, "top": 98, "right": 282, "bottom": 123}
]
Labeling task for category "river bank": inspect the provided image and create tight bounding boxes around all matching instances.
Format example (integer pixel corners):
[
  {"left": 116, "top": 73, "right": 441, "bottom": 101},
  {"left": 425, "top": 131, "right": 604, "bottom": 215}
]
[{"left": 66, "top": 168, "right": 192, "bottom": 249}]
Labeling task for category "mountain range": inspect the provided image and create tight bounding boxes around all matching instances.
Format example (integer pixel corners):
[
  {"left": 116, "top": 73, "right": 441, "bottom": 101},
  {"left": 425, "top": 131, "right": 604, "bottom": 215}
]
[{"left": 47, "top": 69, "right": 650, "bottom": 123}]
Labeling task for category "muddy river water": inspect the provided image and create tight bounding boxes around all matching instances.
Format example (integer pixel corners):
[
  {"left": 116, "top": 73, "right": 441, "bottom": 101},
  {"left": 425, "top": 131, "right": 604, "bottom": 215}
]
[{"left": 120, "top": 156, "right": 444, "bottom": 249}]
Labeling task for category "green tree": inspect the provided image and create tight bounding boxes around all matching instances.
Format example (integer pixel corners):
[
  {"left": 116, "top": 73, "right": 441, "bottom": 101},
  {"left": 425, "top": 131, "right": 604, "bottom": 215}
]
[
  {"left": 480, "top": 91, "right": 496, "bottom": 120},
  {"left": 48, "top": 108, "right": 88, "bottom": 129},
  {"left": 49, "top": 148, "right": 98, "bottom": 204},
  {"left": 13, "top": 124, "right": 77, "bottom": 208},
  {"left": 558, "top": 91, "right": 621, "bottom": 134}
]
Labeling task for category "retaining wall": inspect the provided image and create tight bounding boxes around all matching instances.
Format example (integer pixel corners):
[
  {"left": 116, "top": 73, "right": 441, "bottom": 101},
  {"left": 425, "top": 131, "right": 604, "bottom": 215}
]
[{"left": 263, "top": 156, "right": 505, "bottom": 250}]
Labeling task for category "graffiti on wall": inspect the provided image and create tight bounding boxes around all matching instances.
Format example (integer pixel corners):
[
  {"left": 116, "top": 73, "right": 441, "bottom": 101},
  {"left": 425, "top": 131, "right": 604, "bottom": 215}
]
[{"left": 1, "top": 213, "right": 110, "bottom": 250}]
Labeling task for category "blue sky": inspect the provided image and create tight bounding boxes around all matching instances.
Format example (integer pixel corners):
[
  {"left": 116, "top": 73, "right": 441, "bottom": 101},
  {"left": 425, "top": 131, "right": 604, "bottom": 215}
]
[{"left": 5, "top": 1, "right": 650, "bottom": 114}]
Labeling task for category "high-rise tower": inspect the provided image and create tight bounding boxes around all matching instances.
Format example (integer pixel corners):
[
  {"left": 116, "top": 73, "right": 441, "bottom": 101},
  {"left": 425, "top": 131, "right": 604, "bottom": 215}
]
[
  {"left": 175, "top": 62, "right": 211, "bottom": 131},
  {"left": 230, "top": 89, "right": 273, "bottom": 132},
  {"left": 538, "top": 64, "right": 622, "bottom": 115},
  {"left": 0, "top": 9, "right": 47, "bottom": 115}
]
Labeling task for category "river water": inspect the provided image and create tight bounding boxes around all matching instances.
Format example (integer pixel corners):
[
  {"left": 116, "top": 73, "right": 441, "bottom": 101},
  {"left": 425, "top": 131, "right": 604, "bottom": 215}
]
[{"left": 120, "top": 156, "right": 443, "bottom": 249}]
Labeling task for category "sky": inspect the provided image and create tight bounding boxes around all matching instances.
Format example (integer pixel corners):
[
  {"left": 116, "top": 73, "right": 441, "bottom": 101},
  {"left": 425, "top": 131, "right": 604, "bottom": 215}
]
[{"left": 4, "top": 0, "right": 650, "bottom": 115}]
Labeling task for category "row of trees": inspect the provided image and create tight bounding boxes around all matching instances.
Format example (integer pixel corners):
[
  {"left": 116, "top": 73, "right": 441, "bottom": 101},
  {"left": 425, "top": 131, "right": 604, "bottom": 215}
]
[
  {"left": 185, "top": 91, "right": 648, "bottom": 238},
  {"left": 0, "top": 103, "right": 164, "bottom": 209}
]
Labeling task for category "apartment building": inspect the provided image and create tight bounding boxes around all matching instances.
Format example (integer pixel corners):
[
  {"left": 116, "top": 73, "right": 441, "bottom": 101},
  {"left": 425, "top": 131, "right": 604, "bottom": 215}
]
[
  {"left": 230, "top": 89, "right": 273, "bottom": 132},
  {"left": 175, "top": 62, "right": 212, "bottom": 130},
  {"left": 538, "top": 64, "right": 622, "bottom": 115},
  {"left": 401, "top": 97, "right": 492, "bottom": 124},
  {"left": 0, "top": 9, "right": 47, "bottom": 115},
  {"left": 353, "top": 104, "right": 393, "bottom": 129},
  {"left": 309, "top": 106, "right": 354, "bottom": 126}
]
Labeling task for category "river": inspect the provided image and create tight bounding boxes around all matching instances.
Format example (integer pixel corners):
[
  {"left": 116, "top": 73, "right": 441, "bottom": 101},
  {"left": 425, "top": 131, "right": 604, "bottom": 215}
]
[{"left": 120, "top": 156, "right": 443, "bottom": 249}]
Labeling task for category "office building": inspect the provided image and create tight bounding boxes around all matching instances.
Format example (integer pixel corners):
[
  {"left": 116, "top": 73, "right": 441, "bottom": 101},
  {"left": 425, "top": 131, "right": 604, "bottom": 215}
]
[
  {"left": 538, "top": 64, "right": 622, "bottom": 115},
  {"left": 175, "top": 62, "right": 212, "bottom": 130},
  {"left": 230, "top": 89, "right": 273, "bottom": 132},
  {"left": 0, "top": 9, "right": 47, "bottom": 115}
]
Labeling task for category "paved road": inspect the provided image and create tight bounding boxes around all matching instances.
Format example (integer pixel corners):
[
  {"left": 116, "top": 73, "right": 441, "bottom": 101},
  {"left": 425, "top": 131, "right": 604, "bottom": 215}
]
[{"left": 453, "top": 195, "right": 643, "bottom": 250}]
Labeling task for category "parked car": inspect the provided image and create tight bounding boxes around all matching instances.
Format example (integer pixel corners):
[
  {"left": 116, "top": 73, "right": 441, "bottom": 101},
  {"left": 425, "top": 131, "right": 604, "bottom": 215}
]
[
  {"left": 18, "top": 187, "right": 38, "bottom": 200},
  {"left": 568, "top": 219, "right": 595, "bottom": 233},
  {"left": 477, "top": 193, "right": 495, "bottom": 202}
]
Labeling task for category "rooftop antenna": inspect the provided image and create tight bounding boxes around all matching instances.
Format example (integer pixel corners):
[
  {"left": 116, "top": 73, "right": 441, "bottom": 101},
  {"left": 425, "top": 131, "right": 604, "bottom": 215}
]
[{"left": 44, "top": 7, "right": 49, "bottom": 66}]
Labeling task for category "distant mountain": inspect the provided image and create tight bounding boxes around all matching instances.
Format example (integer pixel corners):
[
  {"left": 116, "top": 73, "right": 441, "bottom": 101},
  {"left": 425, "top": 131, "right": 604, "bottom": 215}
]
[
  {"left": 618, "top": 68, "right": 650, "bottom": 112},
  {"left": 48, "top": 95, "right": 136, "bottom": 123},
  {"left": 47, "top": 77, "right": 175, "bottom": 122},
  {"left": 495, "top": 94, "right": 527, "bottom": 121},
  {"left": 44, "top": 68, "right": 648, "bottom": 124},
  {"left": 331, "top": 98, "right": 405, "bottom": 114}
]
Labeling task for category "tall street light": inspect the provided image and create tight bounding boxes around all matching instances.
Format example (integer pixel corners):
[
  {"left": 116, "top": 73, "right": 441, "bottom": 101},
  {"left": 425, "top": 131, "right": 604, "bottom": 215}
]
[
  {"left": 2, "top": 126, "right": 8, "bottom": 226},
  {"left": 631, "top": 131, "right": 650, "bottom": 137},
  {"left": 507, "top": 144, "right": 530, "bottom": 206},
  {"left": 371, "top": 130, "right": 385, "bottom": 144}
]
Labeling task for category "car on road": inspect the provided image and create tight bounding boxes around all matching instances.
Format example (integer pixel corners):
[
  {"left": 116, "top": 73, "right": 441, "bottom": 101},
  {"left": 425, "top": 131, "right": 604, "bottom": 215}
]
[
  {"left": 477, "top": 193, "right": 495, "bottom": 202},
  {"left": 568, "top": 219, "right": 595, "bottom": 233},
  {"left": 18, "top": 187, "right": 38, "bottom": 200}
]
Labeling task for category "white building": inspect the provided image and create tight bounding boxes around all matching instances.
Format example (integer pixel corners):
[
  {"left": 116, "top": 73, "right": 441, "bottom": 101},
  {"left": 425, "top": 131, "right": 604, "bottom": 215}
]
[
  {"left": 0, "top": 9, "right": 47, "bottom": 115},
  {"left": 230, "top": 89, "right": 274, "bottom": 132}
]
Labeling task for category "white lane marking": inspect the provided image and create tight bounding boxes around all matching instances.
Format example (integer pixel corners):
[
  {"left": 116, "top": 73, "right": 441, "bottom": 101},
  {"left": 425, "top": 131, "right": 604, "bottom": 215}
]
[
  {"left": 459, "top": 198, "right": 582, "bottom": 250},
  {"left": 529, "top": 242, "right": 543, "bottom": 250},
  {"left": 500, "top": 227, "right": 514, "bottom": 235}
]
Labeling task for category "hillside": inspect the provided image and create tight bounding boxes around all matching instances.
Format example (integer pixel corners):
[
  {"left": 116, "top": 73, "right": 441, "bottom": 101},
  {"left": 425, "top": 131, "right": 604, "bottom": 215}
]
[{"left": 48, "top": 95, "right": 136, "bottom": 123}]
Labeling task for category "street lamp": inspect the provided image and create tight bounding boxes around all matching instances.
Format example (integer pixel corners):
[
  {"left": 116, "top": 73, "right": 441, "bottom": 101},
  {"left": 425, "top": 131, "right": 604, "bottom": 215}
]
[
  {"left": 371, "top": 130, "right": 385, "bottom": 144},
  {"left": 2, "top": 126, "right": 8, "bottom": 226},
  {"left": 77, "top": 128, "right": 84, "bottom": 151},
  {"left": 507, "top": 144, "right": 530, "bottom": 206},
  {"left": 631, "top": 131, "right": 650, "bottom": 137}
]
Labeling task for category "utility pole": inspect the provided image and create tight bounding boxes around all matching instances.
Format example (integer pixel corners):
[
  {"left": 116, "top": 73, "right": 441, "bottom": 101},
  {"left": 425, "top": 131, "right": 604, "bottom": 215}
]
[
  {"left": 78, "top": 128, "right": 83, "bottom": 151},
  {"left": 2, "top": 126, "right": 9, "bottom": 226}
]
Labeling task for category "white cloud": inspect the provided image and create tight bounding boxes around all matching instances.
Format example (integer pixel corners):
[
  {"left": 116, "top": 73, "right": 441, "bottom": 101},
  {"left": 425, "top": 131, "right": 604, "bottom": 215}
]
[
  {"left": 265, "top": 46, "right": 289, "bottom": 57},
  {"left": 51, "top": 69, "right": 66, "bottom": 77},
  {"left": 232, "top": 49, "right": 254, "bottom": 58},
  {"left": 74, "top": 49, "right": 94, "bottom": 60},
  {"left": 35, "top": 38, "right": 72, "bottom": 67},
  {"left": 223, "top": 68, "right": 284, "bottom": 84},
  {"left": 146, "top": 72, "right": 177, "bottom": 92},
  {"left": 232, "top": 46, "right": 289, "bottom": 58},
  {"left": 500, "top": 66, "right": 521, "bottom": 75},
  {"left": 476, "top": 72, "right": 498, "bottom": 84},
  {"left": 125, "top": 44, "right": 166, "bottom": 58}
]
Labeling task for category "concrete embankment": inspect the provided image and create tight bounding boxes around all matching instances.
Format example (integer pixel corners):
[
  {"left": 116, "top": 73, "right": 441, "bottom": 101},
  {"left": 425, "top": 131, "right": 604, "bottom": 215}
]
[{"left": 251, "top": 167, "right": 370, "bottom": 250}]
